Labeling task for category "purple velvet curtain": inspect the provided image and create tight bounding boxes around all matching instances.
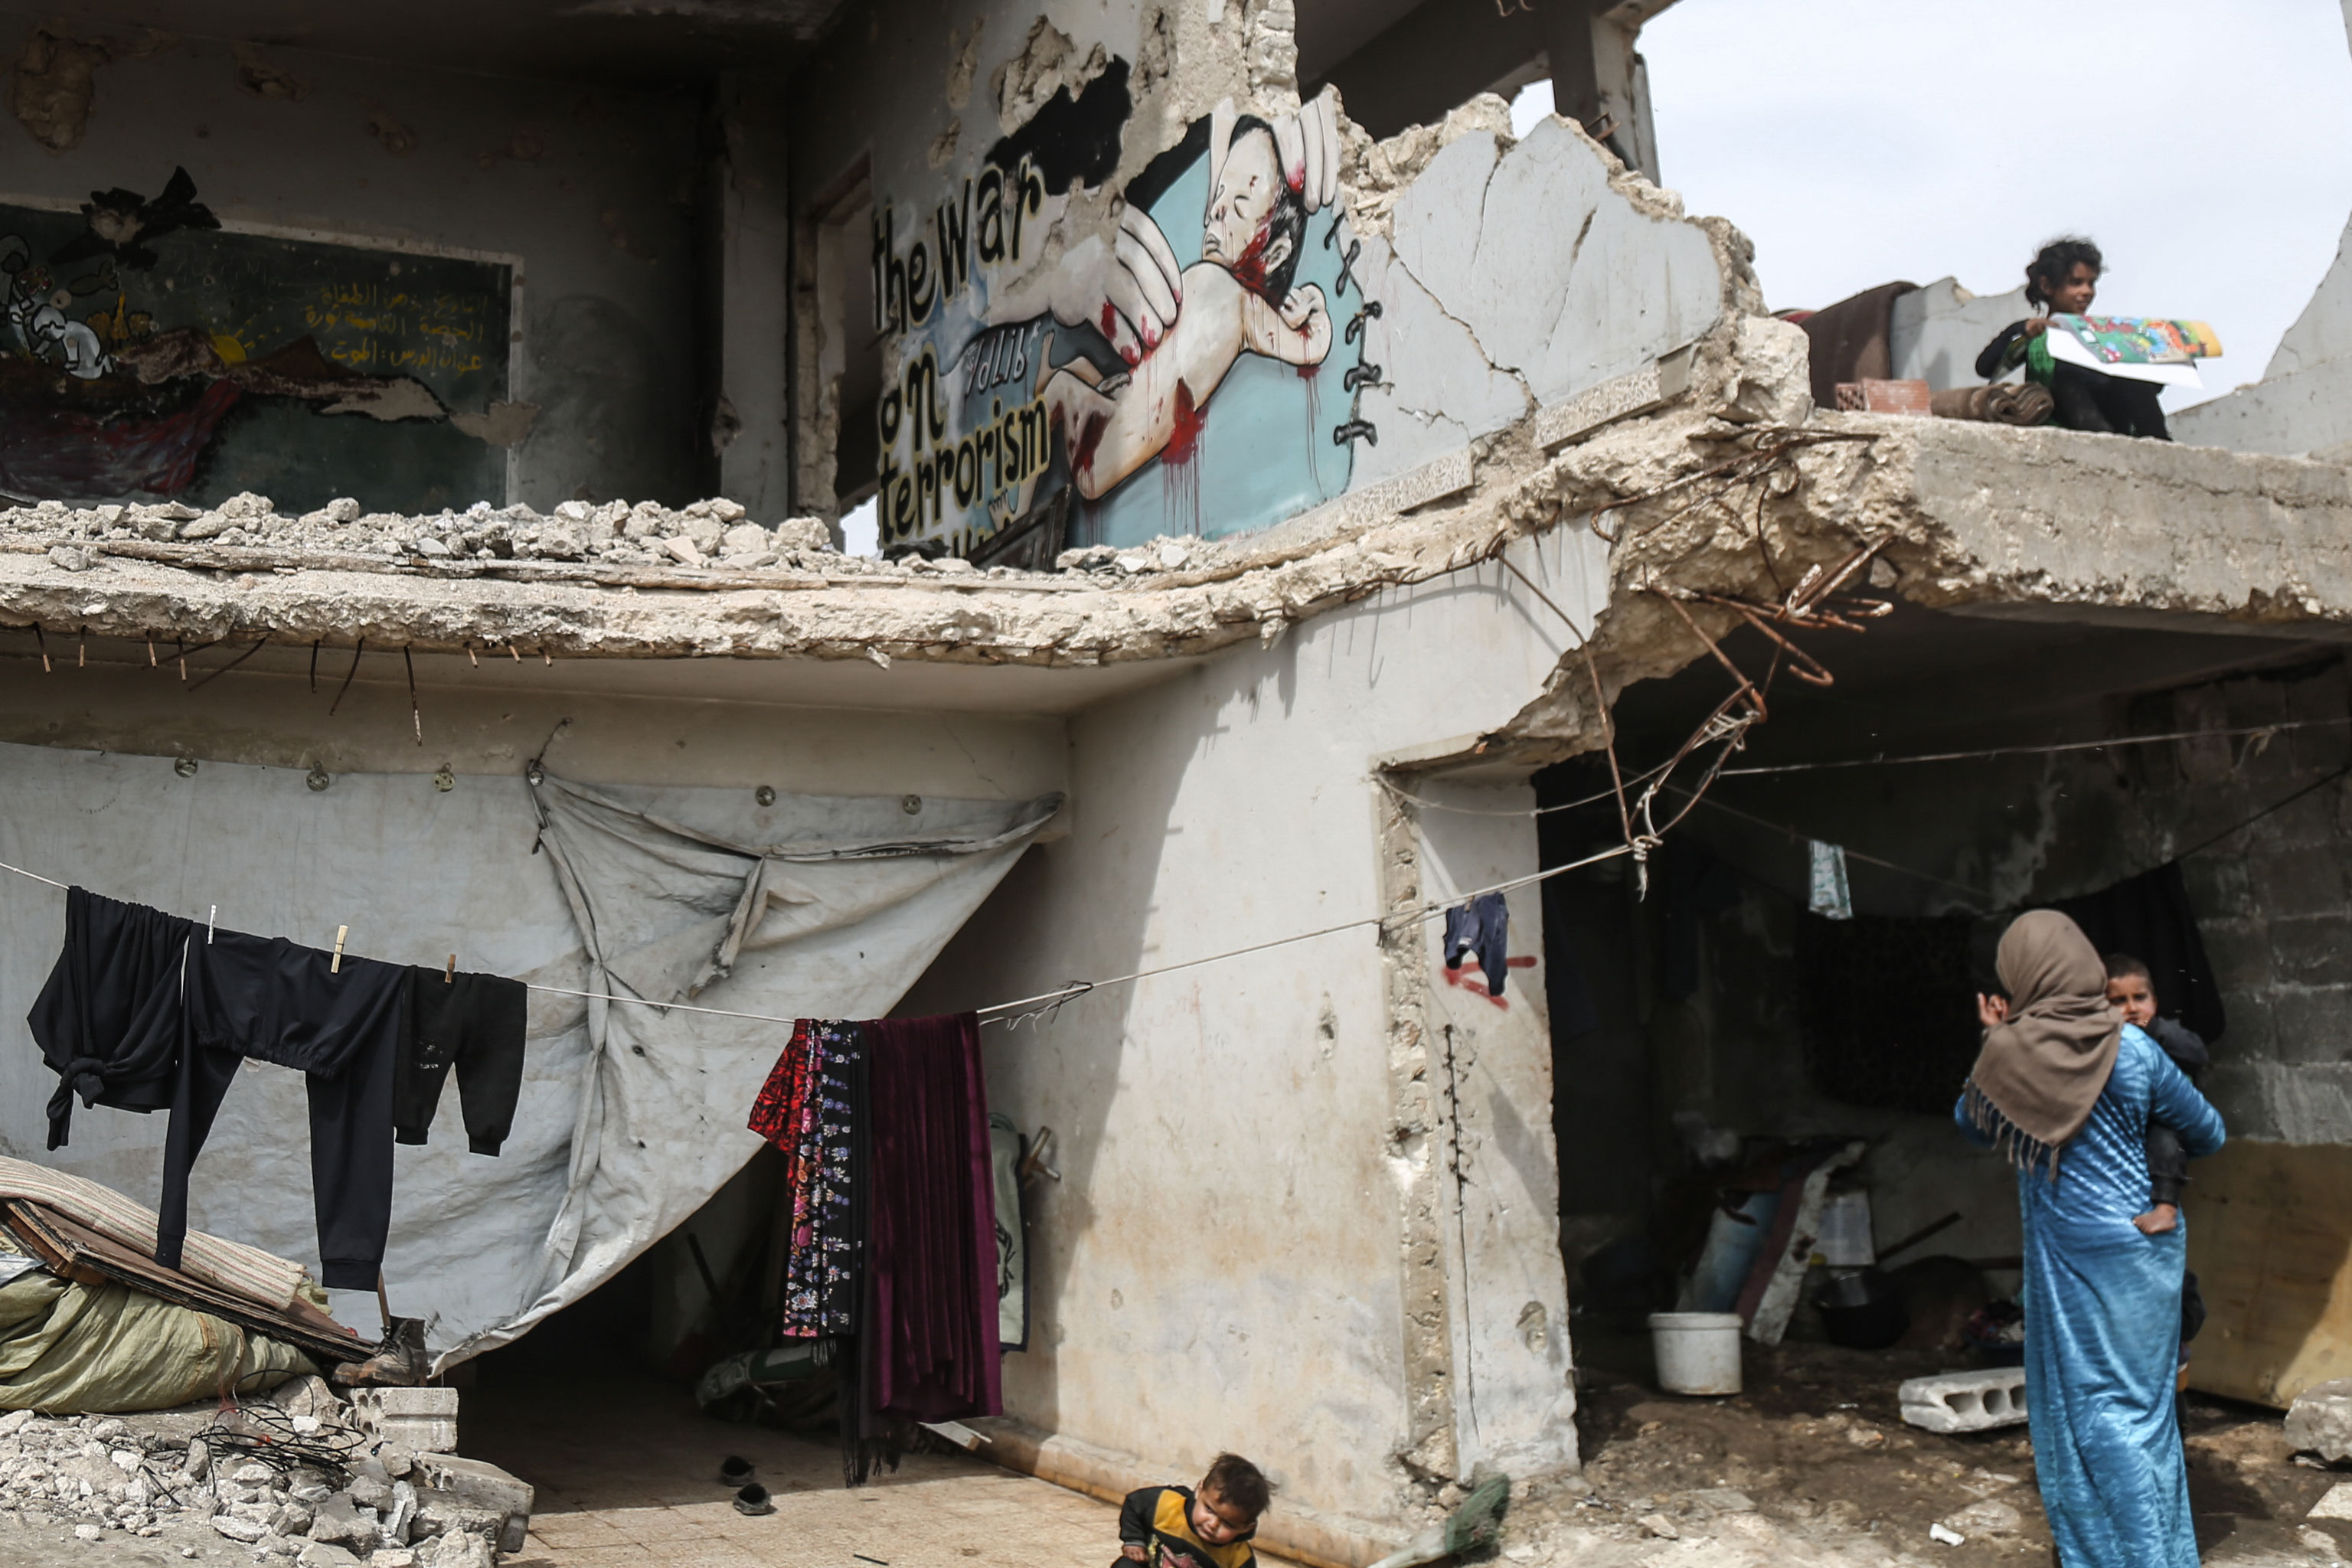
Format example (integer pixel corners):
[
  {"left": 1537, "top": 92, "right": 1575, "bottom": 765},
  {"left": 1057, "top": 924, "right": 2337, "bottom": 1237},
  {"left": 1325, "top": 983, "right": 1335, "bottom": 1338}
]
[{"left": 860, "top": 1012, "right": 1002, "bottom": 1425}]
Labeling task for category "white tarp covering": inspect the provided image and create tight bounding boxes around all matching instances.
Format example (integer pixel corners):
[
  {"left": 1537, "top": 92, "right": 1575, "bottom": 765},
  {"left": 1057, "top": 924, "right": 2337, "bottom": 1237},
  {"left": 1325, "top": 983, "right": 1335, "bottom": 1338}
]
[{"left": 0, "top": 740, "right": 1060, "bottom": 1362}]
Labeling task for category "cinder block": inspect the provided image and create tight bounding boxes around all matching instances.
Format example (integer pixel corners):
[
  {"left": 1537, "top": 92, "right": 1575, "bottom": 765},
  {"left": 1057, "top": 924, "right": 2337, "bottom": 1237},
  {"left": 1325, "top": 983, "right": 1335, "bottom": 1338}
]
[
  {"left": 2250, "top": 851, "right": 2350, "bottom": 918},
  {"left": 2271, "top": 917, "right": 2352, "bottom": 987},
  {"left": 348, "top": 1387, "right": 459, "bottom": 1454},
  {"left": 1898, "top": 1367, "right": 2029, "bottom": 1433},
  {"left": 2265, "top": 987, "right": 2352, "bottom": 1063},
  {"left": 411, "top": 1452, "right": 533, "bottom": 1555},
  {"left": 2200, "top": 920, "right": 2277, "bottom": 992}
]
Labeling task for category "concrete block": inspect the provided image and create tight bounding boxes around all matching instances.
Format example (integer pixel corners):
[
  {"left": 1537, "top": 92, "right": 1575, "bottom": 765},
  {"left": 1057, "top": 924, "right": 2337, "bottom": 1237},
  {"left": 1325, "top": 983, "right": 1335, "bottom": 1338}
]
[
  {"left": 2287, "top": 1377, "right": 2352, "bottom": 1462},
  {"left": 1898, "top": 1367, "right": 2029, "bottom": 1433},
  {"left": 2251, "top": 848, "right": 2350, "bottom": 916},
  {"left": 411, "top": 1452, "right": 531, "bottom": 1555},
  {"left": 2199, "top": 920, "right": 2277, "bottom": 992},
  {"left": 2271, "top": 916, "right": 2352, "bottom": 986},
  {"left": 348, "top": 1389, "right": 459, "bottom": 1454},
  {"left": 2262, "top": 987, "right": 2352, "bottom": 1064}
]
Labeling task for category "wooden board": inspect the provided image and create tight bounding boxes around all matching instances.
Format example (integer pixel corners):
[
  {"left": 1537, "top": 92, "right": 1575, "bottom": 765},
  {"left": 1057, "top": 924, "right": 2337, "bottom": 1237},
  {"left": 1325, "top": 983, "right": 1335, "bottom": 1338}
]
[
  {"left": 0, "top": 1200, "right": 375, "bottom": 1367},
  {"left": 2184, "top": 1141, "right": 2352, "bottom": 1409}
]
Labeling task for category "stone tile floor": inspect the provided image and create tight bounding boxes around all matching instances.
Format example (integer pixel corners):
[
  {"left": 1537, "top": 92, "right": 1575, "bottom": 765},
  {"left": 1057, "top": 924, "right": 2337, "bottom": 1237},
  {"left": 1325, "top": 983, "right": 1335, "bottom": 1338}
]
[{"left": 463, "top": 1373, "right": 1200, "bottom": 1568}]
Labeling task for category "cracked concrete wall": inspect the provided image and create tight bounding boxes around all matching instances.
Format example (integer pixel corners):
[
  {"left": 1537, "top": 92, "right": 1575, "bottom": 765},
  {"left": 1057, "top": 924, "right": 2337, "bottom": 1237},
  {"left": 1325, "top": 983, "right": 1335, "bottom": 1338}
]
[
  {"left": 1349, "top": 96, "right": 1724, "bottom": 490},
  {"left": 0, "top": 15, "right": 711, "bottom": 513},
  {"left": 0, "top": 653, "right": 1069, "bottom": 798},
  {"left": 894, "top": 518, "right": 1611, "bottom": 1549},
  {"left": 712, "top": 73, "right": 798, "bottom": 519}
]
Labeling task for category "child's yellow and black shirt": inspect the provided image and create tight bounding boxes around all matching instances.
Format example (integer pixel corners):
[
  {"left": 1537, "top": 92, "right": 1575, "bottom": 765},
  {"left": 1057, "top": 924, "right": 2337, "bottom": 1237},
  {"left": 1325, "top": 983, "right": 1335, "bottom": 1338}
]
[{"left": 1118, "top": 1487, "right": 1257, "bottom": 1568}]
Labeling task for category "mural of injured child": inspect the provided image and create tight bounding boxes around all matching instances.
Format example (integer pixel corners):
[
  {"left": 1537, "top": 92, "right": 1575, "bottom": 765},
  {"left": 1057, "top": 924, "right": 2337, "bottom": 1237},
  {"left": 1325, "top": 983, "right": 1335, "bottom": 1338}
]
[
  {"left": 869, "top": 83, "right": 1370, "bottom": 560},
  {"left": 0, "top": 169, "right": 515, "bottom": 513}
]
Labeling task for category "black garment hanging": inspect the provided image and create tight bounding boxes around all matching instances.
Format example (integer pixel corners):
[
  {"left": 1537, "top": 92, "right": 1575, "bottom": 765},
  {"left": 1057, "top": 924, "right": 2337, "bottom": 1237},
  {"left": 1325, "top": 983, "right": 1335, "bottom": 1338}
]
[
  {"left": 1444, "top": 892, "right": 1511, "bottom": 996},
  {"left": 397, "top": 968, "right": 528, "bottom": 1155},
  {"left": 155, "top": 931, "right": 408, "bottom": 1292},
  {"left": 26, "top": 887, "right": 194, "bottom": 1149}
]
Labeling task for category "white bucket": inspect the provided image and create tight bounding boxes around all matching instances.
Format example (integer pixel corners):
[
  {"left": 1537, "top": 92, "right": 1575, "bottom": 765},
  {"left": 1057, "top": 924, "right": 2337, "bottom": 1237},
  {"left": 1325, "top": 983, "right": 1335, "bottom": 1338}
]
[{"left": 1648, "top": 1311, "right": 1743, "bottom": 1395}]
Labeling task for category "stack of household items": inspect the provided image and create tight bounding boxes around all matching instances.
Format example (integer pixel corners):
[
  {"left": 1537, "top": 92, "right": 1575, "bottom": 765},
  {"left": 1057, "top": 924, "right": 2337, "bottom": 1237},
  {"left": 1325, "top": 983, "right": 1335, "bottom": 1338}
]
[
  {"left": 0, "top": 885, "right": 537, "bottom": 1553},
  {"left": 0, "top": 1158, "right": 528, "bottom": 1563}
]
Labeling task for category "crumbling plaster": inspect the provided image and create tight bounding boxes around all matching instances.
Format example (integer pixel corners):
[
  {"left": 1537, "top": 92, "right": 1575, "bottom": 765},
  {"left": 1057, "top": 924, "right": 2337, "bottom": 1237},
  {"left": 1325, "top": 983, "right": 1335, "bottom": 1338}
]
[{"left": 6, "top": 11, "right": 2352, "bottom": 1536}]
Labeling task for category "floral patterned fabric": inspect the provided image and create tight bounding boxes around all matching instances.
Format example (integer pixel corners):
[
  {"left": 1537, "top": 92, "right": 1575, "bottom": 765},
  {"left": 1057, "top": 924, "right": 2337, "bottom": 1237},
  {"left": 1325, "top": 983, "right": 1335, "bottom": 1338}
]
[{"left": 762, "top": 1021, "right": 865, "bottom": 1336}]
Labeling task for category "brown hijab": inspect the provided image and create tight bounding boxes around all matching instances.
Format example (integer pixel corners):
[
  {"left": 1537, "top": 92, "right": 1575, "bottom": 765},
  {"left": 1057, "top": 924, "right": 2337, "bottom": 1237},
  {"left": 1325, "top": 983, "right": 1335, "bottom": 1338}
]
[{"left": 1962, "top": 910, "right": 2121, "bottom": 1176}]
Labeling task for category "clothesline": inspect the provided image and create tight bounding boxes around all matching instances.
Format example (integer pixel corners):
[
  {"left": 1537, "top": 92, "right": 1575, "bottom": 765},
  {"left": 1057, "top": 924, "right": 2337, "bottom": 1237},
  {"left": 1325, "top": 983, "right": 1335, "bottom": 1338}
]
[
  {"left": 971, "top": 841, "right": 1635, "bottom": 1024},
  {"left": 0, "top": 844, "right": 1637, "bottom": 1034},
  {"left": 1373, "top": 717, "right": 2352, "bottom": 821},
  {"left": 1717, "top": 717, "right": 2352, "bottom": 777}
]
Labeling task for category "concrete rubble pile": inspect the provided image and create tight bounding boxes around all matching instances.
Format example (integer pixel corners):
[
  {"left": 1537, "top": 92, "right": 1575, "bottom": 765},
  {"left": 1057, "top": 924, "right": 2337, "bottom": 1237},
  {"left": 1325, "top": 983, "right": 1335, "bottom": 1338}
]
[
  {"left": 0, "top": 1380, "right": 527, "bottom": 1567},
  {"left": 0, "top": 496, "right": 1228, "bottom": 584},
  {"left": 1, "top": 494, "right": 839, "bottom": 571}
]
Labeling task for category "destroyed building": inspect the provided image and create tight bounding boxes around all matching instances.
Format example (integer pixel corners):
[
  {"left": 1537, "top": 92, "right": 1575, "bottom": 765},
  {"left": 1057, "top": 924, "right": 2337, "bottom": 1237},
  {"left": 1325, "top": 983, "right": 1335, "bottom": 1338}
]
[{"left": 3, "top": 1, "right": 2352, "bottom": 1564}]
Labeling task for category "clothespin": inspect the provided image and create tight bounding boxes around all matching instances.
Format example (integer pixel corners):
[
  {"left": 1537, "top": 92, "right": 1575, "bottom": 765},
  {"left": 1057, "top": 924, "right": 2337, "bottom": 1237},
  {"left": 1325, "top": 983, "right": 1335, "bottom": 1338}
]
[
  {"left": 446, "top": 954, "right": 456, "bottom": 985},
  {"left": 332, "top": 925, "right": 348, "bottom": 975},
  {"left": 207, "top": 905, "right": 216, "bottom": 945}
]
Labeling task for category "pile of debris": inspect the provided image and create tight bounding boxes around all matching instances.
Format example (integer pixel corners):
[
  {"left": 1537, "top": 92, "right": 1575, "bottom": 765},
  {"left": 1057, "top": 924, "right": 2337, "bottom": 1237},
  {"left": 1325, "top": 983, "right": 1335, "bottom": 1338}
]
[
  {"left": 0, "top": 1380, "right": 528, "bottom": 1567},
  {"left": 0, "top": 494, "right": 842, "bottom": 570},
  {"left": 0, "top": 495, "right": 1236, "bottom": 583}
]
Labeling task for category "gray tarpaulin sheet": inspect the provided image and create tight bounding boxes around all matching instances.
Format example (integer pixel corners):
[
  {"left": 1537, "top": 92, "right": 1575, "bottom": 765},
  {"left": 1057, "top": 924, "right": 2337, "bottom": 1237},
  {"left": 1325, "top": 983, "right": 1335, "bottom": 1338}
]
[{"left": 0, "top": 740, "right": 1060, "bottom": 1364}]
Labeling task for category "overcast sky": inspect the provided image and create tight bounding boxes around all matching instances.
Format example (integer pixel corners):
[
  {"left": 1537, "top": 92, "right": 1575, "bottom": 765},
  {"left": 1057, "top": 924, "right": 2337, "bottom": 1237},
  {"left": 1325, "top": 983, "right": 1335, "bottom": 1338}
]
[{"left": 1517, "top": 0, "right": 2352, "bottom": 403}]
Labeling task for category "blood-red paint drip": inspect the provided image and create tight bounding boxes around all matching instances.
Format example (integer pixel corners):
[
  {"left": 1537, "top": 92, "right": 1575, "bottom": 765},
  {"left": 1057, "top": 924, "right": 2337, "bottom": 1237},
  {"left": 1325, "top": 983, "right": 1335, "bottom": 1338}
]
[
  {"left": 1072, "top": 409, "right": 1109, "bottom": 480},
  {"left": 1162, "top": 378, "right": 1204, "bottom": 535},
  {"left": 1165, "top": 379, "right": 1204, "bottom": 466}
]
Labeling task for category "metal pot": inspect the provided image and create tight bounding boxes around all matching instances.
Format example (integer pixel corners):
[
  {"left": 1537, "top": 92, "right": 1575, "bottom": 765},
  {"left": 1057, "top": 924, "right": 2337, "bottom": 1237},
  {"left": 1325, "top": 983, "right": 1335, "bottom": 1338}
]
[{"left": 1812, "top": 1266, "right": 1909, "bottom": 1350}]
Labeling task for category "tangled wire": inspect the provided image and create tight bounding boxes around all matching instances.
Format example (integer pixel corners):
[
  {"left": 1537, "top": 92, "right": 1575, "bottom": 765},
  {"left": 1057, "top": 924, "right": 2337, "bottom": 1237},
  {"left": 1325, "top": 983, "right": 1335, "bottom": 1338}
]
[{"left": 198, "top": 1374, "right": 367, "bottom": 1487}]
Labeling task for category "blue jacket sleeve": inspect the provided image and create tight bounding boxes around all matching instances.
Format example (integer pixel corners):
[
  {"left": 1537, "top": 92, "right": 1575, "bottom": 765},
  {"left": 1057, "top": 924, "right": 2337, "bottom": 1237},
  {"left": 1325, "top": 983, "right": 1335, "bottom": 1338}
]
[
  {"left": 2144, "top": 1041, "right": 2226, "bottom": 1159},
  {"left": 1953, "top": 1093, "right": 1994, "bottom": 1149}
]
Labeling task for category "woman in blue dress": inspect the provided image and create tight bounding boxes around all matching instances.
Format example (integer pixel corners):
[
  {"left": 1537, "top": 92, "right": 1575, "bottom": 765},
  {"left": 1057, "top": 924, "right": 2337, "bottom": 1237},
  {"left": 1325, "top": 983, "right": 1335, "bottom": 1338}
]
[{"left": 1956, "top": 910, "right": 2224, "bottom": 1568}]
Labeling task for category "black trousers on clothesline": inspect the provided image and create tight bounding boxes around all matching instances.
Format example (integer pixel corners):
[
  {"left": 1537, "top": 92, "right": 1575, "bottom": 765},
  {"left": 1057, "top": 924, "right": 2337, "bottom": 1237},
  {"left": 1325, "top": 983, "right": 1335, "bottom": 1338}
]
[{"left": 155, "top": 933, "right": 406, "bottom": 1292}]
